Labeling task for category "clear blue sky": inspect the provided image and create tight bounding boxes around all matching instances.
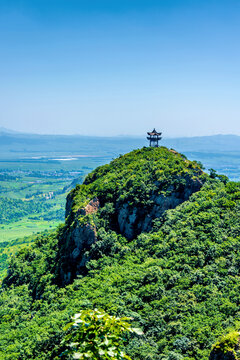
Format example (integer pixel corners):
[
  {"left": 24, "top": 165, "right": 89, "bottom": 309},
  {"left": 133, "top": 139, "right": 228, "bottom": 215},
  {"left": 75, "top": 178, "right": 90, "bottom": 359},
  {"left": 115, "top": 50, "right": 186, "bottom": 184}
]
[{"left": 0, "top": 0, "right": 239, "bottom": 136}]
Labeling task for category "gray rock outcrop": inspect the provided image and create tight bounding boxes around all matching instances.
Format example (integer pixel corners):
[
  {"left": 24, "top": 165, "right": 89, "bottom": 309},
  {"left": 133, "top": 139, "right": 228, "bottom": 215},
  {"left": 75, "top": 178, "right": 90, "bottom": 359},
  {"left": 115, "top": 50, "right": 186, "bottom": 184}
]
[{"left": 116, "top": 175, "right": 203, "bottom": 240}]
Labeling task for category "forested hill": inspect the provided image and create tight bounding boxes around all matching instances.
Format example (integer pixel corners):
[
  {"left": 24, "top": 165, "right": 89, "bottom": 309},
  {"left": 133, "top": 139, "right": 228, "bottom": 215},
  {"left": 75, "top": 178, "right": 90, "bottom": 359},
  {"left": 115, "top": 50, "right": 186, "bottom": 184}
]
[{"left": 1, "top": 147, "right": 240, "bottom": 359}]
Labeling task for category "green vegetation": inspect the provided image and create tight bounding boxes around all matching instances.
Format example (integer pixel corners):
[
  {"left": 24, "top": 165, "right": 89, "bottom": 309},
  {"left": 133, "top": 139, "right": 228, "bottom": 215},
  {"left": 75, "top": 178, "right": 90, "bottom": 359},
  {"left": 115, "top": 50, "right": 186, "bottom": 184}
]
[
  {"left": 0, "top": 220, "right": 59, "bottom": 242},
  {"left": 61, "top": 309, "right": 142, "bottom": 360},
  {"left": 0, "top": 147, "right": 240, "bottom": 359},
  {"left": 0, "top": 169, "right": 73, "bottom": 243},
  {"left": 0, "top": 232, "right": 50, "bottom": 281},
  {"left": 82, "top": 147, "right": 205, "bottom": 205},
  {"left": 209, "top": 331, "right": 240, "bottom": 359},
  {"left": 0, "top": 197, "right": 54, "bottom": 223},
  {"left": 0, "top": 167, "right": 85, "bottom": 277},
  {"left": 0, "top": 148, "right": 114, "bottom": 279}
]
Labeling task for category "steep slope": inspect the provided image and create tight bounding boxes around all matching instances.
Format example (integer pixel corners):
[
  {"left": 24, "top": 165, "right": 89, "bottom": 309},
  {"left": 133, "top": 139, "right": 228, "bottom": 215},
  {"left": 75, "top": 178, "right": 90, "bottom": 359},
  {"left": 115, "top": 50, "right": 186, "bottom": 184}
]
[
  {"left": 58, "top": 147, "right": 207, "bottom": 283},
  {"left": 2, "top": 147, "right": 240, "bottom": 360}
]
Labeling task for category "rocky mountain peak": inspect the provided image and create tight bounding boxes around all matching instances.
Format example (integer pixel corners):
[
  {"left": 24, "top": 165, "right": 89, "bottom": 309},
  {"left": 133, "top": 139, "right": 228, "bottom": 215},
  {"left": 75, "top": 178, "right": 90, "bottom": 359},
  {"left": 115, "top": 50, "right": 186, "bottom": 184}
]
[{"left": 58, "top": 146, "right": 208, "bottom": 284}]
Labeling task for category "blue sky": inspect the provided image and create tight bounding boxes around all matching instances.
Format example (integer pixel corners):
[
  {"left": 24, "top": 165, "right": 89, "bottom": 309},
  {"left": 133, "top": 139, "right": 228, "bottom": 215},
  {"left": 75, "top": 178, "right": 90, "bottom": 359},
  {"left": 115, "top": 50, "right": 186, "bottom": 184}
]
[{"left": 0, "top": 0, "right": 239, "bottom": 136}]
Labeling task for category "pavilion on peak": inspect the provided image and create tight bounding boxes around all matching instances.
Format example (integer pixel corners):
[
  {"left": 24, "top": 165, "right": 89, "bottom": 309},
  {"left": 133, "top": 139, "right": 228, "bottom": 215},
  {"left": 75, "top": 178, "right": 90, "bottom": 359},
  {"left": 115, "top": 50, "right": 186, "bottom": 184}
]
[{"left": 147, "top": 129, "right": 162, "bottom": 147}]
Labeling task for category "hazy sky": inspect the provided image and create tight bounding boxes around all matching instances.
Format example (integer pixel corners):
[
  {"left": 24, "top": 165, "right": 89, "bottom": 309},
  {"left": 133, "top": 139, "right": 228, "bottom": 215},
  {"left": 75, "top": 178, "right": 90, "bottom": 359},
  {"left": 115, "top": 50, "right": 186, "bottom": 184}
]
[{"left": 0, "top": 0, "right": 239, "bottom": 136}]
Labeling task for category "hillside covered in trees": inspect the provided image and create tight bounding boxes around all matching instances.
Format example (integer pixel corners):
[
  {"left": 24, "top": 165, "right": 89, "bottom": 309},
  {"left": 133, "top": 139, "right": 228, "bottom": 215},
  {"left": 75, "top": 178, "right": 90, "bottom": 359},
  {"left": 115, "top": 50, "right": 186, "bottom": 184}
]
[{"left": 0, "top": 147, "right": 239, "bottom": 360}]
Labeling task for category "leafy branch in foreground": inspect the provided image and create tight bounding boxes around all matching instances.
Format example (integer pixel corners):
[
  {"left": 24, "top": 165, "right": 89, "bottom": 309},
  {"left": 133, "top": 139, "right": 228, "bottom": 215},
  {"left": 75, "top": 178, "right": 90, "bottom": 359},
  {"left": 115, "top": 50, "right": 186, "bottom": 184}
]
[
  {"left": 60, "top": 309, "right": 143, "bottom": 360},
  {"left": 209, "top": 331, "right": 240, "bottom": 360}
]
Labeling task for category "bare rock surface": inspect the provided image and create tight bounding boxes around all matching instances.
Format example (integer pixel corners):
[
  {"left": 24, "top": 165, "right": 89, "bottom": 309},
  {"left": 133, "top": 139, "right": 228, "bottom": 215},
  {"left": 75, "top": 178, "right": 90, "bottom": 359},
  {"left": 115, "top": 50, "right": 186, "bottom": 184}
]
[
  {"left": 116, "top": 175, "right": 203, "bottom": 240},
  {"left": 60, "top": 197, "right": 100, "bottom": 283}
]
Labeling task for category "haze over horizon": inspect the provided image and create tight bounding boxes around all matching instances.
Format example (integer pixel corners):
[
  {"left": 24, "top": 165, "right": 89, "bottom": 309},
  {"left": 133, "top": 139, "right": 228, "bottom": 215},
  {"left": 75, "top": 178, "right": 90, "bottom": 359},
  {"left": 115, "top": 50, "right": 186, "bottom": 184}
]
[
  {"left": 1, "top": 125, "right": 240, "bottom": 141},
  {"left": 0, "top": 0, "right": 239, "bottom": 137}
]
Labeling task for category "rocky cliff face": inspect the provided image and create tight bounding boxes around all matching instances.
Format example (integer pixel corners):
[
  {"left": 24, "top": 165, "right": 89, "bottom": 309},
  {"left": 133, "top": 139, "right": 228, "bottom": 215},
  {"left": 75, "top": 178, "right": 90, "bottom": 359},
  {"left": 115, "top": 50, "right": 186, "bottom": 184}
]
[
  {"left": 68, "top": 197, "right": 100, "bottom": 261},
  {"left": 59, "top": 197, "right": 100, "bottom": 284},
  {"left": 116, "top": 175, "right": 202, "bottom": 239},
  {"left": 58, "top": 147, "right": 208, "bottom": 284}
]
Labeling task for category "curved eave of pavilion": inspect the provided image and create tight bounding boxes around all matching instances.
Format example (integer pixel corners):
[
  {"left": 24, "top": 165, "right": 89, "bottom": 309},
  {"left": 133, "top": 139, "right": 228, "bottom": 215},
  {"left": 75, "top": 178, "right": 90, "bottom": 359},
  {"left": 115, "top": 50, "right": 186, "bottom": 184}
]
[{"left": 147, "top": 132, "right": 162, "bottom": 136}]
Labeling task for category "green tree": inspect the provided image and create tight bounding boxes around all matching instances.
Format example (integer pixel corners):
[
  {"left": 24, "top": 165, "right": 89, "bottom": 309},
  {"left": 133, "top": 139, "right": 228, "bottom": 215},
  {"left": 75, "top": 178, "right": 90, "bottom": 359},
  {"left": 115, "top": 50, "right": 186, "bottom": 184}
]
[
  {"left": 60, "top": 309, "right": 143, "bottom": 360},
  {"left": 209, "top": 331, "right": 240, "bottom": 360}
]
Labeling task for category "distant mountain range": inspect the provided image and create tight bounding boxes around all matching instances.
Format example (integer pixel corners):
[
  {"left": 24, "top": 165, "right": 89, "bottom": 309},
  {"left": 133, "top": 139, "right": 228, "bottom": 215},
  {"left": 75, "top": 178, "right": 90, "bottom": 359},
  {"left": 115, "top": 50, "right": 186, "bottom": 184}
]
[
  {"left": 0, "top": 128, "right": 239, "bottom": 155},
  {"left": 163, "top": 134, "right": 240, "bottom": 152},
  {"left": 0, "top": 127, "right": 20, "bottom": 134}
]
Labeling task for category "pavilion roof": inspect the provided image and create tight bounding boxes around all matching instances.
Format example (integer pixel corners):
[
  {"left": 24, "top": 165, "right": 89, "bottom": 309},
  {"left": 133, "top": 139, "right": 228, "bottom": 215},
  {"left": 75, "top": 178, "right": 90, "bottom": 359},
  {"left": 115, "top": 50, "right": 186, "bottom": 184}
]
[{"left": 147, "top": 128, "right": 162, "bottom": 136}]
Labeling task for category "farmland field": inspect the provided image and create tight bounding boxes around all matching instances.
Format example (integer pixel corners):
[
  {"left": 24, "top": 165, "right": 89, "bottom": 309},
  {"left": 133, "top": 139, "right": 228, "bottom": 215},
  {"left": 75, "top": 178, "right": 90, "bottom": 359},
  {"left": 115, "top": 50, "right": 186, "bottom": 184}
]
[
  {"left": 0, "top": 152, "right": 112, "bottom": 278},
  {"left": 0, "top": 156, "right": 110, "bottom": 243}
]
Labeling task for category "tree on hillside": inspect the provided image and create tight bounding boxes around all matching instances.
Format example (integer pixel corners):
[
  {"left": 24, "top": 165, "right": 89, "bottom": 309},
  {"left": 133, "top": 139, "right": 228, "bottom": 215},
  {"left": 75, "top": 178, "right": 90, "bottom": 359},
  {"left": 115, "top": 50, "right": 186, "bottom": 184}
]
[{"left": 60, "top": 309, "right": 143, "bottom": 360}]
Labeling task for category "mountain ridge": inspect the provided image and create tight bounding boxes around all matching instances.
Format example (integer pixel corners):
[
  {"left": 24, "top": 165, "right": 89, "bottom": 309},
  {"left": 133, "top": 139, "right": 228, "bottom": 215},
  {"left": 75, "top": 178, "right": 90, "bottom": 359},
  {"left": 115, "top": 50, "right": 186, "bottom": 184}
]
[
  {"left": 1, "top": 131, "right": 240, "bottom": 152},
  {"left": 1, "top": 146, "right": 240, "bottom": 360},
  {"left": 57, "top": 147, "right": 207, "bottom": 284}
]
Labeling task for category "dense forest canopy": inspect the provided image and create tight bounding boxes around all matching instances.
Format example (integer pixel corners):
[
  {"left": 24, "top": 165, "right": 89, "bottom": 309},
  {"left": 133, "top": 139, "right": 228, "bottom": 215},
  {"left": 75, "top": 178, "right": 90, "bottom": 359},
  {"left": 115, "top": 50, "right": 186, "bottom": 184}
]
[{"left": 0, "top": 147, "right": 240, "bottom": 359}]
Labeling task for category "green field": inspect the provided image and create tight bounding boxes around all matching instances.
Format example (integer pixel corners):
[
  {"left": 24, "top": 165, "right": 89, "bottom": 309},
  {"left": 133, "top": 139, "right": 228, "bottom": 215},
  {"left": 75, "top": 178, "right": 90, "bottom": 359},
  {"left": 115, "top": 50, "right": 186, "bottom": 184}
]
[
  {"left": 0, "top": 157, "right": 103, "bottom": 241},
  {"left": 0, "top": 155, "right": 110, "bottom": 278},
  {"left": 0, "top": 219, "right": 60, "bottom": 242},
  {"left": 0, "top": 173, "right": 68, "bottom": 243}
]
